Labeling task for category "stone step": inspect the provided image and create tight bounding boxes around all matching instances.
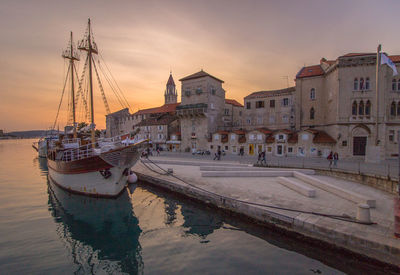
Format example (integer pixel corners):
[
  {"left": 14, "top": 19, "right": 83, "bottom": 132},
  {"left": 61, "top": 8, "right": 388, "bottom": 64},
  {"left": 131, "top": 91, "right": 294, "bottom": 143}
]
[
  {"left": 142, "top": 159, "right": 248, "bottom": 167},
  {"left": 277, "top": 177, "right": 316, "bottom": 198},
  {"left": 200, "top": 166, "right": 315, "bottom": 174},
  {"left": 293, "top": 172, "right": 376, "bottom": 208},
  {"left": 201, "top": 170, "right": 314, "bottom": 177}
]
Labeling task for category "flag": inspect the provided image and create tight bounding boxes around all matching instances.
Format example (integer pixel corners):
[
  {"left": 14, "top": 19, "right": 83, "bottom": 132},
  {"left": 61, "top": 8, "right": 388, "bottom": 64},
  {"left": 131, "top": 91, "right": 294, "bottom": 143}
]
[{"left": 380, "top": 53, "right": 398, "bottom": 76}]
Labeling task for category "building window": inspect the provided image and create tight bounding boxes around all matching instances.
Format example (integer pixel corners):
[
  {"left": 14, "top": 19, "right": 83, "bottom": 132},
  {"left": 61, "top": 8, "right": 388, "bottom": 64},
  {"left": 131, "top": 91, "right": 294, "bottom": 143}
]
[
  {"left": 270, "top": 100, "right": 275, "bottom": 108},
  {"left": 214, "top": 134, "right": 219, "bottom": 140},
  {"left": 224, "top": 109, "right": 229, "bottom": 115},
  {"left": 158, "top": 134, "right": 163, "bottom": 139},
  {"left": 256, "top": 101, "right": 265, "bottom": 108},
  {"left": 283, "top": 98, "right": 289, "bottom": 106},
  {"left": 211, "top": 88, "right": 216, "bottom": 95},
  {"left": 257, "top": 134, "right": 262, "bottom": 140},
  {"left": 278, "top": 134, "right": 284, "bottom": 140},
  {"left": 342, "top": 140, "right": 347, "bottom": 146},
  {"left": 249, "top": 134, "right": 255, "bottom": 140},
  {"left": 365, "top": 100, "right": 371, "bottom": 116},
  {"left": 246, "top": 118, "right": 251, "bottom": 125},
  {"left": 352, "top": 101, "right": 357, "bottom": 116},
  {"left": 246, "top": 102, "right": 251, "bottom": 109},
  {"left": 398, "top": 102, "right": 400, "bottom": 116},
  {"left": 310, "top": 88, "right": 316, "bottom": 100},
  {"left": 231, "top": 134, "right": 236, "bottom": 140},
  {"left": 185, "top": 90, "right": 191, "bottom": 96},
  {"left": 288, "top": 147, "right": 293, "bottom": 153},
  {"left": 269, "top": 115, "right": 275, "bottom": 123},
  {"left": 393, "top": 79, "right": 397, "bottom": 91},
  {"left": 310, "top": 107, "right": 315, "bottom": 120},
  {"left": 354, "top": 78, "right": 358, "bottom": 90},
  {"left": 358, "top": 101, "right": 364, "bottom": 115},
  {"left": 196, "top": 88, "right": 202, "bottom": 94},
  {"left": 225, "top": 146, "right": 228, "bottom": 150},
  {"left": 365, "top": 77, "right": 370, "bottom": 90},
  {"left": 210, "top": 103, "right": 214, "bottom": 109},
  {"left": 282, "top": 114, "right": 288, "bottom": 123},
  {"left": 257, "top": 117, "right": 262, "bottom": 125},
  {"left": 239, "top": 111, "right": 242, "bottom": 116},
  {"left": 389, "top": 130, "right": 395, "bottom": 142},
  {"left": 158, "top": 125, "right": 163, "bottom": 131},
  {"left": 359, "top": 77, "right": 364, "bottom": 90},
  {"left": 391, "top": 101, "right": 396, "bottom": 116}
]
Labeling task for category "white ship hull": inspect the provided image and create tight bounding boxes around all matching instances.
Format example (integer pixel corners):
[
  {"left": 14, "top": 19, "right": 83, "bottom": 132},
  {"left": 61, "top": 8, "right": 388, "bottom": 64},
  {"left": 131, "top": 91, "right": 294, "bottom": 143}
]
[{"left": 48, "top": 165, "right": 129, "bottom": 197}]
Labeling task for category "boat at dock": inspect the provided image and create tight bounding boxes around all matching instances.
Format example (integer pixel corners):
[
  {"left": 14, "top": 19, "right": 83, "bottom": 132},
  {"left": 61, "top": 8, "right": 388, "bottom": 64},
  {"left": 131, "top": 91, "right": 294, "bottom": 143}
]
[{"left": 47, "top": 19, "right": 146, "bottom": 198}]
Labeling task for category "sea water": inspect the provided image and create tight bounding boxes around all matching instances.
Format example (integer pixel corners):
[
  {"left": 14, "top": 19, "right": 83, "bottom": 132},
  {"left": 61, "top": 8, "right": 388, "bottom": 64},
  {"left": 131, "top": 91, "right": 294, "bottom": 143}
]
[{"left": 0, "top": 139, "right": 388, "bottom": 274}]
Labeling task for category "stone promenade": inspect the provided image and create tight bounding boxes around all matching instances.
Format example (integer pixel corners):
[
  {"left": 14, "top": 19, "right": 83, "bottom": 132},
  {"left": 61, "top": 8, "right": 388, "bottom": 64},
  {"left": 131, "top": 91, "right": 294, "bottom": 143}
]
[{"left": 132, "top": 155, "right": 400, "bottom": 268}]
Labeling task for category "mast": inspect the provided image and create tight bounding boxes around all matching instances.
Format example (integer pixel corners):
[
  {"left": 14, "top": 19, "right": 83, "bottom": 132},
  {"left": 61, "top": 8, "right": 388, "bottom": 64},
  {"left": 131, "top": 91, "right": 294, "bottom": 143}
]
[
  {"left": 375, "top": 44, "right": 381, "bottom": 145},
  {"left": 62, "top": 32, "right": 79, "bottom": 138},
  {"left": 78, "top": 18, "right": 98, "bottom": 147}
]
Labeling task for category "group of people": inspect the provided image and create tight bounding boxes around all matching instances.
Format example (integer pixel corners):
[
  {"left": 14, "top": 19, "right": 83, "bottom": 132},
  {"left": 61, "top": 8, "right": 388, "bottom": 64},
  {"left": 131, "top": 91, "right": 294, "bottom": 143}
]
[
  {"left": 256, "top": 151, "right": 267, "bottom": 165},
  {"left": 327, "top": 151, "right": 339, "bottom": 168}
]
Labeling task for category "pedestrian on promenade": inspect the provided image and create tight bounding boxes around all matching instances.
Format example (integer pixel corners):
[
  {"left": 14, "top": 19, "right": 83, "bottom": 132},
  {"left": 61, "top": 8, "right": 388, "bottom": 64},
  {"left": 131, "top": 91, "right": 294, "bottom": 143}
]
[
  {"left": 327, "top": 151, "right": 333, "bottom": 168},
  {"left": 156, "top": 147, "right": 160, "bottom": 156},
  {"left": 239, "top": 147, "right": 244, "bottom": 156},
  {"left": 257, "top": 151, "right": 262, "bottom": 164},
  {"left": 213, "top": 151, "right": 218, "bottom": 160},
  {"left": 261, "top": 151, "right": 267, "bottom": 165},
  {"left": 333, "top": 152, "right": 339, "bottom": 167},
  {"left": 217, "top": 149, "right": 222, "bottom": 160}
]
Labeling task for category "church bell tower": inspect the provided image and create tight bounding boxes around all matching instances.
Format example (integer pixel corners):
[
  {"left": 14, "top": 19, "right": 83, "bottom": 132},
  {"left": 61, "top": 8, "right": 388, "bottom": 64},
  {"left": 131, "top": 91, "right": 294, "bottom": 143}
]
[{"left": 165, "top": 73, "right": 177, "bottom": 104}]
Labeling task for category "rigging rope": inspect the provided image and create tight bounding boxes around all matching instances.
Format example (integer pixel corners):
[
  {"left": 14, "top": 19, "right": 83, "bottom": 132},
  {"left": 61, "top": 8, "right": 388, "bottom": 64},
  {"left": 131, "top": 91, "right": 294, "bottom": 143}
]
[
  {"left": 74, "top": 55, "right": 90, "bottom": 120},
  {"left": 52, "top": 64, "right": 71, "bottom": 130},
  {"left": 98, "top": 53, "right": 132, "bottom": 110},
  {"left": 97, "top": 59, "right": 126, "bottom": 109},
  {"left": 92, "top": 56, "right": 111, "bottom": 114}
]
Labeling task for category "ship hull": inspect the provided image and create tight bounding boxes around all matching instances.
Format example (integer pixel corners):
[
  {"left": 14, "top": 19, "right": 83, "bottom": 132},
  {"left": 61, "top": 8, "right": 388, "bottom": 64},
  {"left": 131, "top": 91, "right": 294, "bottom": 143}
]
[{"left": 47, "top": 143, "right": 143, "bottom": 198}]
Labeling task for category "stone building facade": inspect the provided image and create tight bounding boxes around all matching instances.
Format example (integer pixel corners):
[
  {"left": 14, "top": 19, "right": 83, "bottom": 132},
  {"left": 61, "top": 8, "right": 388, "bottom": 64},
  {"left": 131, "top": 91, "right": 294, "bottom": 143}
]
[
  {"left": 243, "top": 87, "right": 295, "bottom": 131},
  {"left": 295, "top": 52, "right": 400, "bottom": 160}
]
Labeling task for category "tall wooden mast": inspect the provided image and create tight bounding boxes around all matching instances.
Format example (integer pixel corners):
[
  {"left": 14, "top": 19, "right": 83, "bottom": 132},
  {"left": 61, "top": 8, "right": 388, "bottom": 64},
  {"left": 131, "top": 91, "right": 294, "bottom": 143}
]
[
  {"left": 78, "top": 18, "right": 98, "bottom": 147},
  {"left": 62, "top": 31, "right": 79, "bottom": 138}
]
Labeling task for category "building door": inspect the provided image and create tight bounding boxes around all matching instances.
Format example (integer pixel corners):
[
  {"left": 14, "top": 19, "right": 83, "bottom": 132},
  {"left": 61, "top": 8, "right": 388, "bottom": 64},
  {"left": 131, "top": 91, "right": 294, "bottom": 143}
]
[
  {"left": 249, "top": 144, "right": 254, "bottom": 155},
  {"left": 277, "top": 145, "right": 283, "bottom": 156},
  {"left": 353, "top": 137, "right": 367, "bottom": 156}
]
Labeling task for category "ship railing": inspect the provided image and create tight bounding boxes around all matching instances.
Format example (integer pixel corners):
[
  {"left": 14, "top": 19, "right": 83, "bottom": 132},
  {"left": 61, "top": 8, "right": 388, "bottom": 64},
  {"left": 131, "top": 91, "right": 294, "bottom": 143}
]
[{"left": 60, "top": 143, "right": 95, "bottom": 162}]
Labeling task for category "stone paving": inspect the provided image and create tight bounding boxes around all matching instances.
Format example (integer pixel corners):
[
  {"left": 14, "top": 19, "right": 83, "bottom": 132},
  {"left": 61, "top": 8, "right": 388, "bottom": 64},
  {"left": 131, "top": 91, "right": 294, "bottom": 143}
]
[{"left": 132, "top": 155, "right": 400, "bottom": 267}]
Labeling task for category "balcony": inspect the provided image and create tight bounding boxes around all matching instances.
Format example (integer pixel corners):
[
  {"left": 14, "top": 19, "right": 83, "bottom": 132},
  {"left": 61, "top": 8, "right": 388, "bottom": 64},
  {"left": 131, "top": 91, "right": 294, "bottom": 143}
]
[{"left": 176, "top": 103, "right": 208, "bottom": 118}]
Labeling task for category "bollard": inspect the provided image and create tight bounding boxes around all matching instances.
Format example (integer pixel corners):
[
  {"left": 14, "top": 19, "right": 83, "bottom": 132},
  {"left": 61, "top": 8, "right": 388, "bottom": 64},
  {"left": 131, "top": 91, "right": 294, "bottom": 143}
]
[
  {"left": 356, "top": 203, "right": 371, "bottom": 223},
  {"left": 395, "top": 198, "right": 400, "bottom": 238}
]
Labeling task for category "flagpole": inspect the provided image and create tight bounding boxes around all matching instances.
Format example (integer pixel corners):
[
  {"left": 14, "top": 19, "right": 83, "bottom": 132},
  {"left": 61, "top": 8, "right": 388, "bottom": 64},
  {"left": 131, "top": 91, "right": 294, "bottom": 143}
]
[{"left": 375, "top": 44, "right": 381, "bottom": 145}]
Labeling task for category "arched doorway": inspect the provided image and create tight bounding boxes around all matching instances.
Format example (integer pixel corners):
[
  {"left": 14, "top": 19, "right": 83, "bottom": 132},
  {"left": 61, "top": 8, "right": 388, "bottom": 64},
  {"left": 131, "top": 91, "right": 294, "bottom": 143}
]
[{"left": 352, "top": 125, "right": 370, "bottom": 156}]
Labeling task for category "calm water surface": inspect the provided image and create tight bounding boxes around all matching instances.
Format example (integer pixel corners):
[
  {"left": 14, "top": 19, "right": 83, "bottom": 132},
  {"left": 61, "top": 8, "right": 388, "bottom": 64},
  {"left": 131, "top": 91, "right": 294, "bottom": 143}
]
[{"left": 0, "top": 139, "right": 389, "bottom": 274}]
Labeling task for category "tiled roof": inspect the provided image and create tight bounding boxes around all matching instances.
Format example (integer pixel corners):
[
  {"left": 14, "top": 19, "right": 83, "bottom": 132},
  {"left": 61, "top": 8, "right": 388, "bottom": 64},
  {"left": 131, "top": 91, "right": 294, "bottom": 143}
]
[
  {"left": 340, "top": 53, "right": 375, "bottom": 58},
  {"left": 311, "top": 130, "right": 336, "bottom": 144},
  {"left": 390, "top": 55, "right": 400, "bottom": 63},
  {"left": 225, "top": 99, "right": 243, "bottom": 107},
  {"left": 296, "top": 65, "right": 324, "bottom": 79},
  {"left": 179, "top": 70, "right": 224, "bottom": 83},
  {"left": 255, "top": 128, "right": 272, "bottom": 134},
  {"left": 136, "top": 115, "right": 177, "bottom": 126},
  {"left": 134, "top": 103, "right": 180, "bottom": 115},
  {"left": 232, "top": 130, "right": 246, "bottom": 135},
  {"left": 245, "top": 87, "right": 295, "bottom": 99}
]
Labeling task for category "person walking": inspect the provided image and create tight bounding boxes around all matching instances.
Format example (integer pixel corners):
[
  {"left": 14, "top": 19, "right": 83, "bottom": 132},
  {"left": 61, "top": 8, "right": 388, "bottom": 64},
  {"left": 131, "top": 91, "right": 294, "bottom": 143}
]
[
  {"left": 261, "top": 151, "right": 267, "bottom": 165},
  {"left": 327, "top": 151, "right": 333, "bottom": 168},
  {"left": 256, "top": 151, "right": 262, "bottom": 164},
  {"left": 217, "top": 149, "right": 222, "bottom": 160},
  {"left": 156, "top": 147, "right": 160, "bottom": 156},
  {"left": 333, "top": 152, "right": 339, "bottom": 167}
]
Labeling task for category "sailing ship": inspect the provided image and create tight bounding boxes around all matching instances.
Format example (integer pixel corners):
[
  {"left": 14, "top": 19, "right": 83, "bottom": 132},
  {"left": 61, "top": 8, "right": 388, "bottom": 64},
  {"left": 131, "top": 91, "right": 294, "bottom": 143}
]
[{"left": 47, "top": 19, "right": 146, "bottom": 198}]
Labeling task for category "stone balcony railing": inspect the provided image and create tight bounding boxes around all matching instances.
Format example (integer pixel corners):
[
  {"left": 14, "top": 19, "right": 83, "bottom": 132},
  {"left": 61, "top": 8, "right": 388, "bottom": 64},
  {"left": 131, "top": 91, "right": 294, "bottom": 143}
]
[{"left": 176, "top": 103, "right": 208, "bottom": 117}]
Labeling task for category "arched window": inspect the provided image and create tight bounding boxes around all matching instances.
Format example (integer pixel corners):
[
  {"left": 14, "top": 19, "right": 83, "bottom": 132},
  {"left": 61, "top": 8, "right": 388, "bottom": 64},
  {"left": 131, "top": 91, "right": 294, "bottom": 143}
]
[
  {"left": 365, "top": 78, "right": 370, "bottom": 90},
  {"left": 359, "top": 78, "right": 364, "bottom": 90},
  {"left": 354, "top": 78, "right": 358, "bottom": 90},
  {"left": 397, "top": 102, "right": 400, "bottom": 116},
  {"left": 310, "top": 107, "right": 315, "bottom": 120},
  {"left": 310, "top": 88, "right": 315, "bottom": 100},
  {"left": 358, "top": 100, "right": 364, "bottom": 115},
  {"left": 391, "top": 101, "right": 396, "bottom": 116},
  {"left": 352, "top": 101, "right": 357, "bottom": 115},
  {"left": 393, "top": 79, "right": 397, "bottom": 91},
  {"left": 365, "top": 100, "right": 371, "bottom": 116}
]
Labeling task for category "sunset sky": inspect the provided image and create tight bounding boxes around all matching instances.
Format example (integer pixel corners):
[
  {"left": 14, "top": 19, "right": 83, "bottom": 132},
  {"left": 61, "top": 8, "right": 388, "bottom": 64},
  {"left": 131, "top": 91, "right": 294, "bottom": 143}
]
[{"left": 1, "top": 0, "right": 399, "bottom": 131}]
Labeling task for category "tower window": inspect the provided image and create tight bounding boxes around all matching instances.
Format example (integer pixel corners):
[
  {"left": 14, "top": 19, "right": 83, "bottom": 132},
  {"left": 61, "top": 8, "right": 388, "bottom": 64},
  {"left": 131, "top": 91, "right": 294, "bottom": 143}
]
[
  {"left": 310, "top": 88, "right": 316, "bottom": 100},
  {"left": 358, "top": 100, "right": 364, "bottom": 115},
  {"left": 310, "top": 107, "right": 315, "bottom": 120},
  {"left": 391, "top": 101, "right": 396, "bottom": 116},
  {"left": 365, "top": 100, "right": 371, "bottom": 116},
  {"left": 354, "top": 78, "right": 358, "bottom": 90},
  {"left": 365, "top": 78, "right": 370, "bottom": 90},
  {"left": 393, "top": 79, "right": 397, "bottom": 91},
  {"left": 352, "top": 101, "right": 357, "bottom": 116}
]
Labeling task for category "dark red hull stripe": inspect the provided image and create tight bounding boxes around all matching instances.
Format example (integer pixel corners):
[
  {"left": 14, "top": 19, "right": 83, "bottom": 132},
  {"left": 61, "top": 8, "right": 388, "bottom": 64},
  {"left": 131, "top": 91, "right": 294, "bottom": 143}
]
[
  {"left": 48, "top": 175, "right": 126, "bottom": 199},
  {"left": 47, "top": 156, "right": 113, "bottom": 174}
]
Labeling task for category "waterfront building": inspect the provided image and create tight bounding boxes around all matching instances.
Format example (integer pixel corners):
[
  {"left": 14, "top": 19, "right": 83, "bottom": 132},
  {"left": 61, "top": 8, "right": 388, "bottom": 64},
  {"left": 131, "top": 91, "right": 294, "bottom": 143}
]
[
  {"left": 243, "top": 87, "right": 296, "bottom": 131},
  {"left": 177, "top": 70, "right": 227, "bottom": 152},
  {"left": 295, "top": 53, "right": 400, "bottom": 160}
]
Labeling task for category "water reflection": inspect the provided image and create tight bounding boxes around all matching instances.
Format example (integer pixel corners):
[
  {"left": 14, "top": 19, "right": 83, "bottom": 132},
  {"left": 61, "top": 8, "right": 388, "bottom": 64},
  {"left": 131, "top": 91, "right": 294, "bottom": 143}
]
[{"left": 47, "top": 178, "right": 143, "bottom": 274}]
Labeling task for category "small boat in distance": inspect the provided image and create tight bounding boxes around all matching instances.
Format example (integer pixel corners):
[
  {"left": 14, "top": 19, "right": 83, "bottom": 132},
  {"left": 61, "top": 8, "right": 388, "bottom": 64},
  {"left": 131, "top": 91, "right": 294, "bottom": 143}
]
[{"left": 47, "top": 19, "right": 146, "bottom": 198}]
